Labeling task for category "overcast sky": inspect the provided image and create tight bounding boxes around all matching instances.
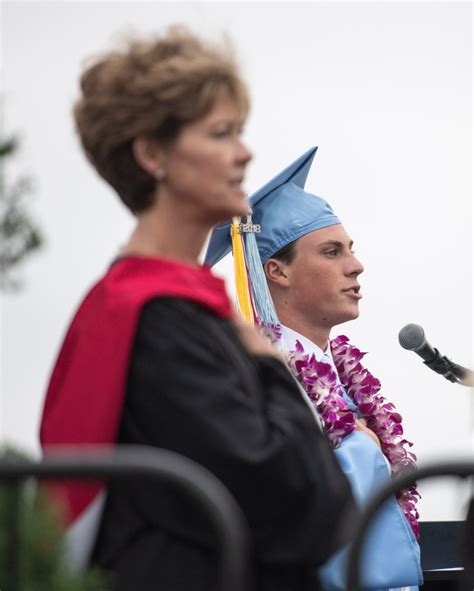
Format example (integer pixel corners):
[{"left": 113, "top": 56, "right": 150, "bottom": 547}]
[{"left": 1, "top": 0, "right": 472, "bottom": 521}]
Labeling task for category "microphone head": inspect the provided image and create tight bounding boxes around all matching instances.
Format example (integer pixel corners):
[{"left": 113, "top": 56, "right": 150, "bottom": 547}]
[{"left": 398, "top": 323, "right": 426, "bottom": 351}]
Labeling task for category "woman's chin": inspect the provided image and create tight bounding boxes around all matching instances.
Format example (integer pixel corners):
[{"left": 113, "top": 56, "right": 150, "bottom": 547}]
[
  {"left": 204, "top": 196, "right": 251, "bottom": 225},
  {"left": 229, "top": 199, "right": 251, "bottom": 219}
]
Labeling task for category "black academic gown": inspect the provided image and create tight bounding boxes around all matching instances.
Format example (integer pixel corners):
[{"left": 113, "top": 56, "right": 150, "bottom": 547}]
[{"left": 91, "top": 298, "right": 354, "bottom": 591}]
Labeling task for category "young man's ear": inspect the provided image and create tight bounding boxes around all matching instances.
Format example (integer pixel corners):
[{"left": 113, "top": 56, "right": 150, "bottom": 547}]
[
  {"left": 264, "top": 258, "right": 290, "bottom": 288},
  {"left": 132, "top": 136, "right": 165, "bottom": 177}
]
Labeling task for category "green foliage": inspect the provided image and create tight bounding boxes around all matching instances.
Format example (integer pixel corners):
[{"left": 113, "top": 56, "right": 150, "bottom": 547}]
[
  {"left": 0, "top": 136, "right": 43, "bottom": 290},
  {"left": 0, "top": 447, "right": 108, "bottom": 590}
]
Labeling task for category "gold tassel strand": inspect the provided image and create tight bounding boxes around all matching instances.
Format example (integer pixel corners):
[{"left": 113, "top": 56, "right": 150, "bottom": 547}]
[{"left": 230, "top": 217, "right": 254, "bottom": 324}]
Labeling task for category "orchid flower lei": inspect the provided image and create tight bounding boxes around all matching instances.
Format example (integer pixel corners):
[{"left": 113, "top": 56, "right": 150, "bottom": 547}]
[{"left": 264, "top": 324, "right": 420, "bottom": 539}]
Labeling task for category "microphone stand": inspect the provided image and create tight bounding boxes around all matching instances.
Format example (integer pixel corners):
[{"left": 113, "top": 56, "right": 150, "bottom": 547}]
[
  {"left": 423, "top": 346, "right": 474, "bottom": 530},
  {"left": 424, "top": 349, "right": 473, "bottom": 386},
  {"left": 425, "top": 349, "right": 474, "bottom": 509}
]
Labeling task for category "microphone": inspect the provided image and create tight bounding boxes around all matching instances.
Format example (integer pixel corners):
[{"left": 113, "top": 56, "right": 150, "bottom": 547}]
[{"left": 398, "top": 323, "right": 473, "bottom": 386}]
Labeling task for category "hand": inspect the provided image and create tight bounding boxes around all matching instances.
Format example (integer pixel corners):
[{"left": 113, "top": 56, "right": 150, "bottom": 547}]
[
  {"left": 355, "top": 418, "right": 381, "bottom": 449},
  {"left": 231, "top": 312, "right": 280, "bottom": 358}
]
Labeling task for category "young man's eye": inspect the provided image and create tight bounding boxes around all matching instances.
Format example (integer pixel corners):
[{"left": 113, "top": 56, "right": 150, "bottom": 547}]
[{"left": 325, "top": 249, "right": 338, "bottom": 257}]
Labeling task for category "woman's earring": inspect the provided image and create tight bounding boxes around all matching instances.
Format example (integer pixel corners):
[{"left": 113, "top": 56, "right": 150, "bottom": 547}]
[{"left": 154, "top": 168, "right": 166, "bottom": 181}]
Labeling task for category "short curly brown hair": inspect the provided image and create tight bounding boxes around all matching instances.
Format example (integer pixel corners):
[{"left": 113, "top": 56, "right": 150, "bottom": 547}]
[{"left": 74, "top": 27, "right": 250, "bottom": 213}]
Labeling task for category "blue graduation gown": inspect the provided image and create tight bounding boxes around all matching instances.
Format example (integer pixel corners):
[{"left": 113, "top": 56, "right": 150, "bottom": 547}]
[{"left": 279, "top": 326, "right": 422, "bottom": 591}]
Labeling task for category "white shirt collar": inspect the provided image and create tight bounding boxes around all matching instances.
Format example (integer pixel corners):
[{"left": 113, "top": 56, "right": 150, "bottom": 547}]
[
  {"left": 280, "top": 324, "right": 339, "bottom": 376},
  {"left": 279, "top": 325, "right": 359, "bottom": 414},
  {"left": 280, "top": 325, "right": 326, "bottom": 359}
]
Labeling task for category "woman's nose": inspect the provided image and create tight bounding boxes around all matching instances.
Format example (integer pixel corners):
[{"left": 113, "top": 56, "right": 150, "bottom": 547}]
[{"left": 237, "top": 139, "right": 253, "bottom": 166}]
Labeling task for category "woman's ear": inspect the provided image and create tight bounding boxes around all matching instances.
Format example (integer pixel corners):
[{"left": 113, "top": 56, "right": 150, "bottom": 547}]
[
  {"left": 132, "top": 136, "right": 165, "bottom": 178},
  {"left": 264, "top": 258, "right": 290, "bottom": 288}
]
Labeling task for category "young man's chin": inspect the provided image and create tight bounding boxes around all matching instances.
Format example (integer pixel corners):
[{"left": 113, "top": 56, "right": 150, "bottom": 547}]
[{"left": 334, "top": 310, "right": 360, "bottom": 327}]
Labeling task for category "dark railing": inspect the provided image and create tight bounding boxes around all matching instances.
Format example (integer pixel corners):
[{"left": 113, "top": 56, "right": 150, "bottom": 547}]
[
  {"left": 0, "top": 445, "right": 253, "bottom": 591},
  {"left": 346, "top": 460, "right": 474, "bottom": 591}
]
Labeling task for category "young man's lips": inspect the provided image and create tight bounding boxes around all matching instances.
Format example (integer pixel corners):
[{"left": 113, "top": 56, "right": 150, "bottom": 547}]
[{"left": 342, "top": 287, "right": 362, "bottom": 300}]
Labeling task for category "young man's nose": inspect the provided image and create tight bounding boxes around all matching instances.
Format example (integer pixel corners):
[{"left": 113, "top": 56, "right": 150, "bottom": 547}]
[{"left": 347, "top": 254, "right": 364, "bottom": 276}]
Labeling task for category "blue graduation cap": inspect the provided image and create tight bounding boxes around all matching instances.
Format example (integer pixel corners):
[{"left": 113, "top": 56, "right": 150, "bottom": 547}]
[{"left": 204, "top": 146, "right": 340, "bottom": 267}]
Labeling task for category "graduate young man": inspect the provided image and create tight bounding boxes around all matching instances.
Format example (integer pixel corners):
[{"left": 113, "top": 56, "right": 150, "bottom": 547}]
[{"left": 205, "top": 147, "right": 423, "bottom": 591}]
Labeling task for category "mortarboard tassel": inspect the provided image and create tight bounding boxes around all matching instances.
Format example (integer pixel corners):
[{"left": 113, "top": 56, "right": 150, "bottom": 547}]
[
  {"left": 230, "top": 217, "right": 254, "bottom": 324},
  {"left": 243, "top": 218, "right": 279, "bottom": 327}
]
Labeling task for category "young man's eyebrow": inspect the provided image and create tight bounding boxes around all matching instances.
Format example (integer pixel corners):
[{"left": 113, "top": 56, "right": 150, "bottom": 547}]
[{"left": 318, "top": 240, "right": 354, "bottom": 248}]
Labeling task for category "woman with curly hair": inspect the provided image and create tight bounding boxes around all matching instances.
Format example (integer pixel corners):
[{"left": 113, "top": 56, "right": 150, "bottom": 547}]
[{"left": 40, "top": 27, "right": 353, "bottom": 591}]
